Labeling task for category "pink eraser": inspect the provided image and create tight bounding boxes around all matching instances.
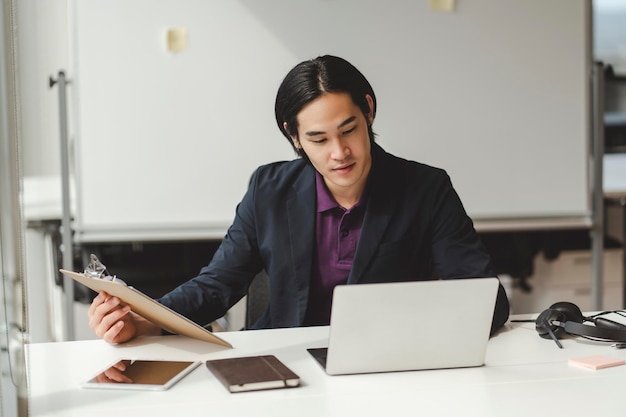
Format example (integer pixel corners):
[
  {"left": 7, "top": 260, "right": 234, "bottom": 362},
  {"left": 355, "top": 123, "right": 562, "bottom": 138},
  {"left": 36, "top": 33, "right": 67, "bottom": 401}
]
[{"left": 568, "top": 355, "right": 625, "bottom": 370}]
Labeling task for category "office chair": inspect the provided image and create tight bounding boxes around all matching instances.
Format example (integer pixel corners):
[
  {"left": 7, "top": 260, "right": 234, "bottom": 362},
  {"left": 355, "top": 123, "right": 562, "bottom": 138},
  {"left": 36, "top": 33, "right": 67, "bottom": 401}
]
[{"left": 245, "top": 270, "right": 270, "bottom": 329}]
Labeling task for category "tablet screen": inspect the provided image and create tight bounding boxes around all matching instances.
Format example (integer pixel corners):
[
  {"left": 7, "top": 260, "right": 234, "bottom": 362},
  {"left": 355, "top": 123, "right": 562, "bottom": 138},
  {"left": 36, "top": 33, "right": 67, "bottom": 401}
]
[{"left": 82, "top": 359, "right": 200, "bottom": 391}]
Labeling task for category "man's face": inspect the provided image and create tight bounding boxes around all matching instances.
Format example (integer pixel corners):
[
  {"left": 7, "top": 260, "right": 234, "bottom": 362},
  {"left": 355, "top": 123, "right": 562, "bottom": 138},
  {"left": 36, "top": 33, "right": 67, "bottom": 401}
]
[{"left": 290, "top": 92, "right": 373, "bottom": 204}]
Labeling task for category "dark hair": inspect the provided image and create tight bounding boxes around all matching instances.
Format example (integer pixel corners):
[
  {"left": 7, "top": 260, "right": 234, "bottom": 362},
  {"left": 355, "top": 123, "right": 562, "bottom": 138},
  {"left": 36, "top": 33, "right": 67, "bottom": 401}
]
[{"left": 274, "top": 55, "right": 377, "bottom": 159}]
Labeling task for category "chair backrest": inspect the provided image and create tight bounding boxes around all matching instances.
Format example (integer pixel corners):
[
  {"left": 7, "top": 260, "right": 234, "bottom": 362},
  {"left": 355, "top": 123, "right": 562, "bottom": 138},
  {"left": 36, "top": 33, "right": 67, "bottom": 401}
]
[{"left": 245, "top": 270, "right": 270, "bottom": 329}]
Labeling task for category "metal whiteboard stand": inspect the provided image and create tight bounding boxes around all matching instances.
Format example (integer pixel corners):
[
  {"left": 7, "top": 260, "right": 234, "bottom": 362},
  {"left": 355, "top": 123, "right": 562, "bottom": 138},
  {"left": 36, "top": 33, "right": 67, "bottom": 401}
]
[
  {"left": 49, "top": 71, "right": 74, "bottom": 341},
  {"left": 591, "top": 62, "right": 606, "bottom": 311}
]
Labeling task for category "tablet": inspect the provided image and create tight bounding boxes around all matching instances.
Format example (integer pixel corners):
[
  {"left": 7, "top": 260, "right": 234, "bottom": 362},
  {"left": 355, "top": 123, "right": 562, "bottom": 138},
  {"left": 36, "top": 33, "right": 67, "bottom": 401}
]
[{"left": 81, "top": 359, "right": 200, "bottom": 391}]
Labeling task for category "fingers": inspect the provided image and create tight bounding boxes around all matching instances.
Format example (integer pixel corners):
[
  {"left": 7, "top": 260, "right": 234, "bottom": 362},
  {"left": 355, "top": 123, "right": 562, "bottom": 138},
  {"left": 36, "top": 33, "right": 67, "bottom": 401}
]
[
  {"left": 87, "top": 291, "right": 117, "bottom": 321},
  {"left": 102, "top": 366, "right": 133, "bottom": 383},
  {"left": 88, "top": 291, "right": 132, "bottom": 342},
  {"left": 87, "top": 291, "right": 108, "bottom": 318},
  {"left": 93, "top": 360, "right": 133, "bottom": 383},
  {"left": 88, "top": 292, "right": 128, "bottom": 329},
  {"left": 102, "top": 318, "right": 130, "bottom": 344},
  {"left": 104, "top": 360, "right": 133, "bottom": 383}
]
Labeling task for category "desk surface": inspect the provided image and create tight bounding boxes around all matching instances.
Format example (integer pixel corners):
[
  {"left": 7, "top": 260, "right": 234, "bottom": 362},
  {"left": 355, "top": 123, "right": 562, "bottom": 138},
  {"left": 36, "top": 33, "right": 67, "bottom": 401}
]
[{"left": 27, "top": 315, "right": 626, "bottom": 417}]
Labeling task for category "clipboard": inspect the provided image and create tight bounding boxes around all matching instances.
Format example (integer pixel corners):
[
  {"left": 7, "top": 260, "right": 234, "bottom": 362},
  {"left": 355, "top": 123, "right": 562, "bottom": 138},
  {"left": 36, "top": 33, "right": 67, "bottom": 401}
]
[{"left": 60, "top": 269, "right": 232, "bottom": 348}]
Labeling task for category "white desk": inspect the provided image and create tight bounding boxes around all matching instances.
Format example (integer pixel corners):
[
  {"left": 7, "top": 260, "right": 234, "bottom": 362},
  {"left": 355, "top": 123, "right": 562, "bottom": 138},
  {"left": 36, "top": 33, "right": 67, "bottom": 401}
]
[{"left": 27, "top": 316, "right": 626, "bottom": 417}]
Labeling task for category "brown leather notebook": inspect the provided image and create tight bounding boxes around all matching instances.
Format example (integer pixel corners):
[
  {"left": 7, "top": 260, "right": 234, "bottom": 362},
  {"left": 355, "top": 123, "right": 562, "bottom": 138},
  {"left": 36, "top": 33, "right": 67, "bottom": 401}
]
[{"left": 205, "top": 355, "right": 300, "bottom": 393}]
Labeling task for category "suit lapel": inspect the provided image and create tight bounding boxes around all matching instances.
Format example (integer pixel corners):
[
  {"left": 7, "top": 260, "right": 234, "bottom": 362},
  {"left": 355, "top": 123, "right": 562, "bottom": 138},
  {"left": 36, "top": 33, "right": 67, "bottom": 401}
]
[
  {"left": 284, "top": 146, "right": 398, "bottom": 289},
  {"left": 286, "top": 166, "right": 316, "bottom": 318},
  {"left": 348, "top": 145, "right": 398, "bottom": 284}
]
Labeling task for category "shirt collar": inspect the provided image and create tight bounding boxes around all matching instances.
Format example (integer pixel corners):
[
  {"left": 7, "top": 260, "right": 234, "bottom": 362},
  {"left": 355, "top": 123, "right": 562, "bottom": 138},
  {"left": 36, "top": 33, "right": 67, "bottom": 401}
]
[
  {"left": 314, "top": 168, "right": 371, "bottom": 214},
  {"left": 315, "top": 171, "right": 339, "bottom": 213}
]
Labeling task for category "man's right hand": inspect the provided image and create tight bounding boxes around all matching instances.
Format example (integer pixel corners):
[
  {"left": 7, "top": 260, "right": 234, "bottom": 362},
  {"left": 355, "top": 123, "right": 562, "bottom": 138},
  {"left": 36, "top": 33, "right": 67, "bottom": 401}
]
[{"left": 88, "top": 291, "right": 159, "bottom": 343}]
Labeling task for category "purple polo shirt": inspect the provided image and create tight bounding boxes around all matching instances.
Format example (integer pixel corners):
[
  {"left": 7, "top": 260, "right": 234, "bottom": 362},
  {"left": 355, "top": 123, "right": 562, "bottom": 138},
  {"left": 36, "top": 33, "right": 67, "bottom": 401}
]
[{"left": 303, "top": 171, "right": 366, "bottom": 326}]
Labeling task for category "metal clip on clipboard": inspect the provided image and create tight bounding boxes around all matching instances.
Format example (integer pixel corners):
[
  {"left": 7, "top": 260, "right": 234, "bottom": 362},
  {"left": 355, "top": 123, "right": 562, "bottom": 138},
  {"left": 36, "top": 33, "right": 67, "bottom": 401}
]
[{"left": 84, "top": 254, "right": 126, "bottom": 285}]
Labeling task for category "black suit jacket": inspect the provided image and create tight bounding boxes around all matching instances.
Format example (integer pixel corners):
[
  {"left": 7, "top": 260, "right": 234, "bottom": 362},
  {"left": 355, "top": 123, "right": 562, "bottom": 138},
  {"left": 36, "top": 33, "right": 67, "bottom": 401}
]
[{"left": 159, "top": 144, "right": 510, "bottom": 332}]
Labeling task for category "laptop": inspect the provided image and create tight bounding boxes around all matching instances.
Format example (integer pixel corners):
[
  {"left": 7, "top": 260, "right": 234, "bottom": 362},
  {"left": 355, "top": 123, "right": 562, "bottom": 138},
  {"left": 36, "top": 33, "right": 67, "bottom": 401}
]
[{"left": 307, "top": 277, "right": 499, "bottom": 375}]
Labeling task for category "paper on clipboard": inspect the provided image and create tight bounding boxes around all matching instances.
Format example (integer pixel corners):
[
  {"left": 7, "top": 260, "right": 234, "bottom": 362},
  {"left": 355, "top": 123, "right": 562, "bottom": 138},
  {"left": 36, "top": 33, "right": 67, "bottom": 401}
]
[{"left": 60, "top": 269, "right": 232, "bottom": 348}]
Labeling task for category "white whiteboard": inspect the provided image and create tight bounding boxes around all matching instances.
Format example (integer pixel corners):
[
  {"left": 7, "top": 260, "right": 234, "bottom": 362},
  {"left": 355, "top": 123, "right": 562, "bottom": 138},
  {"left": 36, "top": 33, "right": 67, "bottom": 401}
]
[{"left": 70, "top": 0, "right": 591, "bottom": 242}]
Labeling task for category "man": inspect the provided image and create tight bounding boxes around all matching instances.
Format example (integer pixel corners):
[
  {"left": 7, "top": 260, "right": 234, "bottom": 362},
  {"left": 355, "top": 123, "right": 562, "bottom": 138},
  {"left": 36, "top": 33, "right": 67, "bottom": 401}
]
[{"left": 88, "top": 55, "right": 510, "bottom": 343}]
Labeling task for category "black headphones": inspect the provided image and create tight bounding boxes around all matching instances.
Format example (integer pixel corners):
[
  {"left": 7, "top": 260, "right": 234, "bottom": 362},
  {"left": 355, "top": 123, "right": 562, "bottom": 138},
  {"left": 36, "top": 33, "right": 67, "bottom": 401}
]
[{"left": 535, "top": 301, "right": 626, "bottom": 348}]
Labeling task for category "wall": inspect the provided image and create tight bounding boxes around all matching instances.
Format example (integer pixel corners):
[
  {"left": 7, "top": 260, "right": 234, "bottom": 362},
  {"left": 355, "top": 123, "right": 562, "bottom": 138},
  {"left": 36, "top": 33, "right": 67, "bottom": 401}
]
[
  {"left": 17, "top": 0, "right": 70, "bottom": 177},
  {"left": 69, "top": 0, "right": 592, "bottom": 243}
]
